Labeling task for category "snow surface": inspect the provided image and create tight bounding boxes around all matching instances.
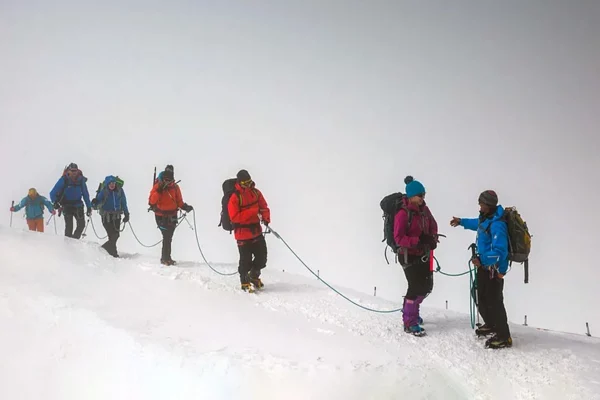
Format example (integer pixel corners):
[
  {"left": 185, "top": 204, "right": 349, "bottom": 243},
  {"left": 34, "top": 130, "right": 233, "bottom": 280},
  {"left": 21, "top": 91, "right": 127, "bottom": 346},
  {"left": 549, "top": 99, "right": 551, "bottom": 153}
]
[{"left": 0, "top": 227, "right": 599, "bottom": 400}]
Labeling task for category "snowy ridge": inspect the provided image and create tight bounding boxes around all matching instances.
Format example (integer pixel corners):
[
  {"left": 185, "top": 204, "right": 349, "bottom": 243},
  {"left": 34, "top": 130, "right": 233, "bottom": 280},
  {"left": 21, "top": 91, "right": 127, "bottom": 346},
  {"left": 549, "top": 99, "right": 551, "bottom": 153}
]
[{"left": 0, "top": 227, "right": 599, "bottom": 400}]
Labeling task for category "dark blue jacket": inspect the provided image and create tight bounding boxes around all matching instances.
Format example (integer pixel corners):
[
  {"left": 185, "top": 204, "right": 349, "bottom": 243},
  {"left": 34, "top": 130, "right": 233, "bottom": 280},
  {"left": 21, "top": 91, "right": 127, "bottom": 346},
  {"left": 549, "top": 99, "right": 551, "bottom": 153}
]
[
  {"left": 50, "top": 174, "right": 91, "bottom": 208},
  {"left": 95, "top": 175, "right": 129, "bottom": 215}
]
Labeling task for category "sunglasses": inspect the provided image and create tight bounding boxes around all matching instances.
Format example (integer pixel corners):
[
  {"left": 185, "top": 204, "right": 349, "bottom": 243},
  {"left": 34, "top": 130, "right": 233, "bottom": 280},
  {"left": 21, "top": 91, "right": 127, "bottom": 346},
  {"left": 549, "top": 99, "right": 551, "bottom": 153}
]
[{"left": 240, "top": 179, "right": 252, "bottom": 186}]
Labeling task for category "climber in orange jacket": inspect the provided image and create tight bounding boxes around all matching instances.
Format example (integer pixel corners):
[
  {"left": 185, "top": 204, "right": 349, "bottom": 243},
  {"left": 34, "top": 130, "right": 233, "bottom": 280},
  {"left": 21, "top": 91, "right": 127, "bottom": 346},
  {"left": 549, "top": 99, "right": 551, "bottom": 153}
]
[
  {"left": 227, "top": 169, "right": 271, "bottom": 291},
  {"left": 148, "top": 168, "right": 193, "bottom": 265}
]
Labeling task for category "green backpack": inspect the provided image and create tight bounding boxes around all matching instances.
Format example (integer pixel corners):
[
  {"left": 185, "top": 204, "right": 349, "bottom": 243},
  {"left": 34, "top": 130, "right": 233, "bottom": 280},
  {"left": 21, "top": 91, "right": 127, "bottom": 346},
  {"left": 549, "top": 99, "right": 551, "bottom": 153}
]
[{"left": 487, "top": 206, "right": 532, "bottom": 283}]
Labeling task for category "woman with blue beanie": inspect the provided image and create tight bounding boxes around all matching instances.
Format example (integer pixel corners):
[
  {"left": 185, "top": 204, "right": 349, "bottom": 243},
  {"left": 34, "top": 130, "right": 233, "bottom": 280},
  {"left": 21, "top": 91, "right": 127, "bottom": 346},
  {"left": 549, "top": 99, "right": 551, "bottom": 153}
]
[{"left": 394, "top": 176, "right": 439, "bottom": 336}]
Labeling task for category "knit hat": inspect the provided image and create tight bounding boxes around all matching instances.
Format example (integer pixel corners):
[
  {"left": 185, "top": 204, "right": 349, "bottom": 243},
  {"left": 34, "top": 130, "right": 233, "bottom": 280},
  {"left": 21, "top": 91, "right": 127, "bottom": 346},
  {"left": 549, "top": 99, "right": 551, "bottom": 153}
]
[
  {"left": 478, "top": 190, "right": 498, "bottom": 207},
  {"left": 405, "top": 176, "right": 425, "bottom": 198},
  {"left": 165, "top": 164, "right": 174, "bottom": 173},
  {"left": 236, "top": 169, "right": 251, "bottom": 182}
]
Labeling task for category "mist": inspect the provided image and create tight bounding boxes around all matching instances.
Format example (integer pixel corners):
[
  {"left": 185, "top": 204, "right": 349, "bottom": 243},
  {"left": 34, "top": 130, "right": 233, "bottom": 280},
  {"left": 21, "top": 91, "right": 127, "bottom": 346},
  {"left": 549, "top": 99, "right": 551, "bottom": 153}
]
[{"left": 1, "top": 0, "right": 599, "bottom": 335}]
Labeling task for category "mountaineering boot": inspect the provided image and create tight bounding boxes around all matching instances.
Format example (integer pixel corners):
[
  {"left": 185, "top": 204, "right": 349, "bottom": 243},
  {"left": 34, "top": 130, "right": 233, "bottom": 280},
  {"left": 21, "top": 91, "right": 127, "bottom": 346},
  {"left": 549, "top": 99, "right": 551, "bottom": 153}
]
[
  {"left": 475, "top": 324, "right": 495, "bottom": 337},
  {"left": 248, "top": 275, "right": 264, "bottom": 290},
  {"left": 248, "top": 270, "right": 264, "bottom": 290},
  {"left": 161, "top": 259, "right": 176, "bottom": 266},
  {"left": 485, "top": 335, "right": 512, "bottom": 349},
  {"left": 404, "top": 324, "right": 427, "bottom": 337},
  {"left": 241, "top": 283, "right": 254, "bottom": 293}
]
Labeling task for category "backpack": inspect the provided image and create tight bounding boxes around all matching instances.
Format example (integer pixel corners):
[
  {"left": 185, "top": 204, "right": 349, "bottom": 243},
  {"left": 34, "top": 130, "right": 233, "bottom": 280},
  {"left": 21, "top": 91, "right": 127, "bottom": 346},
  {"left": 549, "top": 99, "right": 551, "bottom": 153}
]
[
  {"left": 484, "top": 206, "right": 532, "bottom": 283},
  {"left": 380, "top": 192, "right": 412, "bottom": 263},
  {"left": 218, "top": 178, "right": 260, "bottom": 233},
  {"left": 502, "top": 207, "right": 532, "bottom": 283},
  {"left": 219, "top": 178, "right": 238, "bottom": 232}
]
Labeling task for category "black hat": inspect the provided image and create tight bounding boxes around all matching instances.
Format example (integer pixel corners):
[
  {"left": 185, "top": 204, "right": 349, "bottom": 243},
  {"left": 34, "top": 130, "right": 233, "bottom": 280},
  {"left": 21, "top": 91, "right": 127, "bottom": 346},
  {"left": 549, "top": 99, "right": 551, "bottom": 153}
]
[
  {"left": 236, "top": 169, "right": 251, "bottom": 182},
  {"left": 478, "top": 190, "right": 498, "bottom": 207},
  {"left": 165, "top": 164, "right": 174, "bottom": 173},
  {"left": 67, "top": 163, "right": 78, "bottom": 170}
]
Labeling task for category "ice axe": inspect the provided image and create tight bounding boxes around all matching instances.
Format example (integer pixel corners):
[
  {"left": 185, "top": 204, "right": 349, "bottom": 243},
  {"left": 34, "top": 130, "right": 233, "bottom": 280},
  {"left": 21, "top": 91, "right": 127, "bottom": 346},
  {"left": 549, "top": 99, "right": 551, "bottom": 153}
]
[
  {"left": 10, "top": 200, "right": 14, "bottom": 227},
  {"left": 468, "top": 243, "right": 480, "bottom": 326}
]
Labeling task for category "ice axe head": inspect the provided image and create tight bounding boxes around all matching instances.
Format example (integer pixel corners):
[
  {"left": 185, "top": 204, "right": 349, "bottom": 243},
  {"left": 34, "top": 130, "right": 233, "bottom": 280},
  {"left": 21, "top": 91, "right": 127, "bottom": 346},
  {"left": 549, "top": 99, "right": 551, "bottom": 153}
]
[{"left": 468, "top": 243, "right": 477, "bottom": 257}]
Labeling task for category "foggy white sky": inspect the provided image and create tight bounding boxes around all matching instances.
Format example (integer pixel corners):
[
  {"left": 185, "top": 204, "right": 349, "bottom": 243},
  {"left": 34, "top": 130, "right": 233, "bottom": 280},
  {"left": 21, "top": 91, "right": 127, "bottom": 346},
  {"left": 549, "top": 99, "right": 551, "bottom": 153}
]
[{"left": 1, "top": 1, "right": 599, "bottom": 335}]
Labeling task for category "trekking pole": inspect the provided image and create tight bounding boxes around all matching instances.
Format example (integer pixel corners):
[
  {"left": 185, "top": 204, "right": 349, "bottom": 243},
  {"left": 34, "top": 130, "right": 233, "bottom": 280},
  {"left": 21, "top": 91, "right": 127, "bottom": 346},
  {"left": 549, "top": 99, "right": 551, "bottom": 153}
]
[
  {"left": 46, "top": 214, "right": 54, "bottom": 226},
  {"left": 10, "top": 200, "right": 14, "bottom": 227},
  {"left": 81, "top": 217, "right": 90, "bottom": 238},
  {"left": 469, "top": 243, "right": 480, "bottom": 327},
  {"left": 181, "top": 212, "right": 193, "bottom": 230},
  {"left": 53, "top": 215, "right": 57, "bottom": 234}
]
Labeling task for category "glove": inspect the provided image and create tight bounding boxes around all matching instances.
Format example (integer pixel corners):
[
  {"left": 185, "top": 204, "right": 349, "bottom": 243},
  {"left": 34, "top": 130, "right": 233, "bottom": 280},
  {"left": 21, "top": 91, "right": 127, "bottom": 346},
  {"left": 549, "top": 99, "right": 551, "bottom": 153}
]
[
  {"left": 53, "top": 202, "right": 61, "bottom": 210},
  {"left": 86, "top": 208, "right": 92, "bottom": 217},
  {"left": 182, "top": 203, "right": 193, "bottom": 212},
  {"left": 156, "top": 185, "right": 164, "bottom": 193},
  {"left": 10, "top": 206, "right": 15, "bottom": 212},
  {"left": 51, "top": 210, "right": 56, "bottom": 215},
  {"left": 471, "top": 256, "right": 482, "bottom": 268},
  {"left": 262, "top": 219, "right": 270, "bottom": 226},
  {"left": 122, "top": 213, "right": 130, "bottom": 224},
  {"left": 419, "top": 233, "right": 438, "bottom": 249},
  {"left": 91, "top": 198, "right": 98, "bottom": 207}
]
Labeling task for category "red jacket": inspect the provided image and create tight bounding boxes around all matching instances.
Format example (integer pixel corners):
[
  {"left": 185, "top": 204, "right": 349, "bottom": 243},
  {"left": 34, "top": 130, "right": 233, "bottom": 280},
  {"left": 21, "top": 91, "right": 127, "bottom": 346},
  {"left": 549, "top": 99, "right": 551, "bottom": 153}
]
[
  {"left": 148, "top": 182, "right": 184, "bottom": 216},
  {"left": 227, "top": 182, "right": 270, "bottom": 241}
]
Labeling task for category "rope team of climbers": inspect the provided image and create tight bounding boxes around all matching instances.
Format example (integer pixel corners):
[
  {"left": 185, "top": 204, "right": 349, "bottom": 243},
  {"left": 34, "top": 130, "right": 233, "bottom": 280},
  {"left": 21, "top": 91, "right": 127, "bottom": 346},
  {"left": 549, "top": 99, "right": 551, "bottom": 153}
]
[{"left": 9, "top": 164, "right": 531, "bottom": 350}]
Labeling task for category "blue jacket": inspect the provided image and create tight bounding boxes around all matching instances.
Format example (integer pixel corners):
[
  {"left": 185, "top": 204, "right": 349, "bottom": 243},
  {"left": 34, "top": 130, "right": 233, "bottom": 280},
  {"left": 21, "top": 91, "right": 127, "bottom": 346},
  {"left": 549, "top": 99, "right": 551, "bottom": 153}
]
[
  {"left": 460, "top": 205, "right": 510, "bottom": 274},
  {"left": 50, "top": 174, "right": 91, "bottom": 208},
  {"left": 13, "top": 195, "right": 54, "bottom": 220},
  {"left": 95, "top": 176, "right": 129, "bottom": 214}
]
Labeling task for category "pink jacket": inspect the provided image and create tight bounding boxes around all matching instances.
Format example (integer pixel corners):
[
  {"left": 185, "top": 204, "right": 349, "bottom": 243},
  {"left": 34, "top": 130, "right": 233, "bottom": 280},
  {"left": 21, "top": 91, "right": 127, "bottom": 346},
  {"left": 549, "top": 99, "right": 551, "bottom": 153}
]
[{"left": 393, "top": 197, "right": 438, "bottom": 255}]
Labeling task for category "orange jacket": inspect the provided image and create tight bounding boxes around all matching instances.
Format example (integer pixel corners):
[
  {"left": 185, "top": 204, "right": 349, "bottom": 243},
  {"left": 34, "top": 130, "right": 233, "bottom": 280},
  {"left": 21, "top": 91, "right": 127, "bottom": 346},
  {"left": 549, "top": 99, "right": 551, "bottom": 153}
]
[
  {"left": 149, "top": 182, "right": 184, "bottom": 216},
  {"left": 227, "top": 182, "right": 270, "bottom": 241}
]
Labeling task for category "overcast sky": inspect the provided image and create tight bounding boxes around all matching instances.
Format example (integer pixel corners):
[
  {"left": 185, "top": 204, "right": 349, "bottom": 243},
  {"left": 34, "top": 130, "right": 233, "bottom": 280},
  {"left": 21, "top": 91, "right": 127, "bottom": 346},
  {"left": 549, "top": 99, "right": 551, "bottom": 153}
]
[{"left": 1, "top": 0, "right": 599, "bottom": 335}]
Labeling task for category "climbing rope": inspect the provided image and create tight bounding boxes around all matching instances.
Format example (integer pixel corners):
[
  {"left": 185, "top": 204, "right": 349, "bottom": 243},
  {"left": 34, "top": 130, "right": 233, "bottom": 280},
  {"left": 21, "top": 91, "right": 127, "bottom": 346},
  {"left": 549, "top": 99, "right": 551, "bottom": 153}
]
[
  {"left": 190, "top": 210, "right": 238, "bottom": 276},
  {"left": 266, "top": 225, "right": 403, "bottom": 313},
  {"left": 126, "top": 221, "right": 162, "bottom": 248}
]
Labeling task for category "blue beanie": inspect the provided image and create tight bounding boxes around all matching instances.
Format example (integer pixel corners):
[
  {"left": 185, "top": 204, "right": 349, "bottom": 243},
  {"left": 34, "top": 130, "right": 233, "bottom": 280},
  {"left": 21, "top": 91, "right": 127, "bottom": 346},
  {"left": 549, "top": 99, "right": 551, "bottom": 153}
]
[{"left": 405, "top": 176, "right": 425, "bottom": 198}]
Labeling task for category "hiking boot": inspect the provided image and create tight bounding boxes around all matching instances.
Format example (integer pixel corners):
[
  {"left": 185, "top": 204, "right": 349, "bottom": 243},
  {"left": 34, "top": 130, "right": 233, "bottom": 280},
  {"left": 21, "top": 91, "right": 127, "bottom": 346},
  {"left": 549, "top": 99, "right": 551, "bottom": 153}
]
[
  {"left": 249, "top": 276, "right": 264, "bottom": 289},
  {"left": 241, "top": 283, "right": 254, "bottom": 292},
  {"left": 404, "top": 324, "right": 427, "bottom": 337},
  {"left": 248, "top": 271, "right": 264, "bottom": 288},
  {"left": 160, "top": 259, "right": 176, "bottom": 266},
  {"left": 485, "top": 335, "right": 512, "bottom": 349},
  {"left": 475, "top": 324, "right": 495, "bottom": 337}
]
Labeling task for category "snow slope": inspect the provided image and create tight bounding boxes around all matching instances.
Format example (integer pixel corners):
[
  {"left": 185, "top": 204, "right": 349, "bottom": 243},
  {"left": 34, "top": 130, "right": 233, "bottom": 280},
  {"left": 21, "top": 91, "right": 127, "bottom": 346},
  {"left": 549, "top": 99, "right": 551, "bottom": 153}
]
[{"left": 0, "top": 227, "right": 599, "bottom": 400}]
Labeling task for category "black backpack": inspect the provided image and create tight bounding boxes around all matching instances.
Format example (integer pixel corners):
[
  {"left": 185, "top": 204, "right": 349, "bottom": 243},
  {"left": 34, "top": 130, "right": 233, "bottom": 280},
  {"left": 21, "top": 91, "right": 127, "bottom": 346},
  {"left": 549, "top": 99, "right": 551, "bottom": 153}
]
[
  {"left": 219, "top": 178, "right": 238, "bottom": 232},
  {"left": 380, "top": 192, "right": 412, "bottom": 263}
]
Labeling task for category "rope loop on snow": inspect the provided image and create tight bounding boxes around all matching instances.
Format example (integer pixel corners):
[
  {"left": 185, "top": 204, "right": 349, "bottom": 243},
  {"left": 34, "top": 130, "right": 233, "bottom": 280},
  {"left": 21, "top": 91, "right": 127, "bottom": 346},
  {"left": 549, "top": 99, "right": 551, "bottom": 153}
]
[{"left": 266, "top": 225, "right": 403, "bottom": 314}]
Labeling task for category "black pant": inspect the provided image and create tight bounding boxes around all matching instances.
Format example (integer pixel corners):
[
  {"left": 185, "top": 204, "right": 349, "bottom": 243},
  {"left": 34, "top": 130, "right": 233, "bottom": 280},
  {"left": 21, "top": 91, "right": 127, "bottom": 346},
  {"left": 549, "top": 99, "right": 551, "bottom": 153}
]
[
  {"left": 63, "top": 206, "right": 85, "bottom": 239},
  {"left": 101, "top": 214, "right": 121, "bottom": 257},
  {"left": 401, "top": 254, "right": 434, "bottom": 300},
  {"left": 238, "top": 235, "right": 267, "bottom": 284},
  {"left": 156, "top": 215, "right": 177, "bottom": 261},
  {"left": 477, "top": 267, "right": 511, "bottom": 339}
]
